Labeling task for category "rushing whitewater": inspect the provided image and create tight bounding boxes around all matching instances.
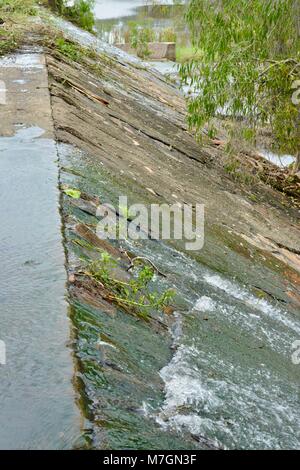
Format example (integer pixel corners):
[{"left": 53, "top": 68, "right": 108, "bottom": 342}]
[{"left": 149, "top": 270, "right": 300, "bottom": 450}]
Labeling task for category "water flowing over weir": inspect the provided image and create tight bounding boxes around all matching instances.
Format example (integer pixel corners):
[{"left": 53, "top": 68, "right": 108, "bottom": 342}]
[
  {"left": 58, "top": 145, "right": 300, "bottom": 450},
  {"left": 43, "top": 16, "right": 300, "bottom": 449},
  {"left": 0, "top": 50, "right": 80, "bottom": 449}
]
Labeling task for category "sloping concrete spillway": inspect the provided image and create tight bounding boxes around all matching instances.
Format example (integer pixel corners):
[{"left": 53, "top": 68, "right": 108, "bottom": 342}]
[
  {"left": 0, "top": 50, "right": 80, "bottom": 449},
  {"left": 43, "top": 19, "right": 300, "bottom": 449}
]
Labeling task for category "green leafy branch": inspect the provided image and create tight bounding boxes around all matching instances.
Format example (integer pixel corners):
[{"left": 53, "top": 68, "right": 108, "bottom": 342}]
[{"left": 85, "top": 252, "right": 175, "bottom": 320}]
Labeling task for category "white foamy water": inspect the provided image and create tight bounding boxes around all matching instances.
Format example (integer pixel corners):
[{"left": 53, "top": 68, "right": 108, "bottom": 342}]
[
  {"left": 145, "top": 268, "right": 300, "bottom": 449},
  {"left": 159, "top": 346, "right": 221, "bottom": 411},
  {"left": 203, "top": 274, "right": 300, "bottom": 335},
  {"left": 155, "top": 343, "right": 300, "bottom": 449},
  {"left": 193, "top": 296, "right": 217, "bottom": 312},
  {"left": 191, "top": 294, "right": 295, "bottom": 357}
]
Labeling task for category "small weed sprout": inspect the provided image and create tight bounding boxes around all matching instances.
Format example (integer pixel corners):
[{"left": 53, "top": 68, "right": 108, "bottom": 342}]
[{"left": 55, "top": 37, "right": 82, "bottom": 61}]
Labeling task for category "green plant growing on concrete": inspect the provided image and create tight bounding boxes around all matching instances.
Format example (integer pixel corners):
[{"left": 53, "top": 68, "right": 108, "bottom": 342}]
[
  {"left": 47, "top": 34, "right": 111, "bottom": 79},
  {"left": 0, "top": 1, "right": 38, "bottom": 56},
  {"left": 86, "top": 252, "right": 175, "bottom": 320},
  {"left": 54, "top": 37, "right": 83, "bottom": 61},
  {"left": 0, "top": 28, "right": 19, "bottom": 56}
]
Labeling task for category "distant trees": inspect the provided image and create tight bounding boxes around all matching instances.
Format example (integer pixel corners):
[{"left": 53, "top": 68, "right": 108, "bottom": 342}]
[
  {"left": 49, "top": 0, "right": 95, "bottom": 33},
  {"left": 180, "top": 0, "right": 300, "bottom": 172}
]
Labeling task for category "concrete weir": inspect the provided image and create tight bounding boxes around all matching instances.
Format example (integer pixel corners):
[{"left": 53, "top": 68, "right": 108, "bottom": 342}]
[{"left": 0, "top": 50, "right": 80, "bottom": 449}]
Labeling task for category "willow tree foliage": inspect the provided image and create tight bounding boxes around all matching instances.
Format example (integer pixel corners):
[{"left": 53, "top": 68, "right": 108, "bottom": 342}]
[{"left": 180, "top": 0, "right": 300, "bottom": 172}]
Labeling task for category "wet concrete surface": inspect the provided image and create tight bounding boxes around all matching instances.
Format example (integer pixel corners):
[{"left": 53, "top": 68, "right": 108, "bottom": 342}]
[{"left": 0, "top": 51, "right": 81, "bottom": 449}]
